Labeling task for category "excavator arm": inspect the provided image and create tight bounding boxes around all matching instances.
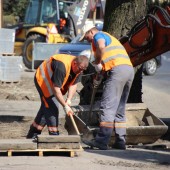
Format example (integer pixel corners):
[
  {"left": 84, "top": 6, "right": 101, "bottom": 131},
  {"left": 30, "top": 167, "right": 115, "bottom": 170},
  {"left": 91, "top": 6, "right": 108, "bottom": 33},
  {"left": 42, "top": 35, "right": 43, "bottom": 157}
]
[
  {"left": 67, "top": 0, "right": 105, "bottom": 36},
  {"left": 120, "top": 6, "right": 170, "bottom": 67}
]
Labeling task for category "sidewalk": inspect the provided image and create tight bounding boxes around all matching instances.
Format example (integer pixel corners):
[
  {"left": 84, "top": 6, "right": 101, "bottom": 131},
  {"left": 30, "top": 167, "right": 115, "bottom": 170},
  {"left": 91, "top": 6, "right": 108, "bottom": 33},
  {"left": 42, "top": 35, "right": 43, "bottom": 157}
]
[
  {"left": 0, "top": 71, "right": 170, "bottom": 170},
  {"left": 1, "top": 65, "right": 170, "bottom": 131},
  {"left": 0, "top": 69, "right": 170, "bottom": 120},
  {"left": 143, "top": 84, "right": 170, "bottom": 119}
]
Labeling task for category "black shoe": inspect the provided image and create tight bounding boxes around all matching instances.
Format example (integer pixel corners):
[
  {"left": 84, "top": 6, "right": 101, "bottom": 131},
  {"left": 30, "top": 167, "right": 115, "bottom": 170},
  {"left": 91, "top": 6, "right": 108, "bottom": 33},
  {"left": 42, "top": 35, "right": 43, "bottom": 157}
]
[
  {"left": 26, "top": 133, "right": 38, "bottom": 142},
  {"left": 112, "top": 142, "right": 126, "bottom": 150},
  {"left": 32, "top": 133, "right": 40, "bottom": 142},
  {"left": 83, "top": 139, "right": 108, "bottom": 150},
  {"left": 26, "top": 125, "right": 41, "bottom": 139},
  {"left": 26, "top": 132, "right": 39, "bottom": 139}
]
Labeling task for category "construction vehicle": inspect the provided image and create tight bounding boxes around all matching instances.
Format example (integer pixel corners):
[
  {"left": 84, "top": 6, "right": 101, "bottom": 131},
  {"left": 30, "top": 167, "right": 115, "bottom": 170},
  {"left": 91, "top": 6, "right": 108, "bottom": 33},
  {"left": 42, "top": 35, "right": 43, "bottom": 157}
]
[
  {"left": 1, "top": 1, "right": 169, "bottom": 152},
  {"left": 9, "top": 0, "right": 105, "bottom": 69},
  {"left": 65, "top": 5, "right": 170, "bottom": 145}
]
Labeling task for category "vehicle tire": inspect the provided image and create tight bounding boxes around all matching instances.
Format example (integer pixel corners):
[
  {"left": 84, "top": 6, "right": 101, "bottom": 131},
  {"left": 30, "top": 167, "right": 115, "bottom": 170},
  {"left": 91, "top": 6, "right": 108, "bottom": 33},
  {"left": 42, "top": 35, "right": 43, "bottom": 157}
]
[
  {"left": 23, "top": 34, "right": 45, "bottom": 69},
  {"left": 143, "top": 58, "right": 157, "bottom": 76}
]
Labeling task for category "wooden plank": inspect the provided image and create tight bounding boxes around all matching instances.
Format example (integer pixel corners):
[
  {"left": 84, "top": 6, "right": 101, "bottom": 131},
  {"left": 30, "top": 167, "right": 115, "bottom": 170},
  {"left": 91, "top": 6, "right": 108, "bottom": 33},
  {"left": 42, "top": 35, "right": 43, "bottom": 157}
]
[
  {"left": 0, "top": 148, "right": 83, "bottom": 157},
  {"left": 8, "top": 150, "right": 12, "bottom": 157},
  {"left": 0, "top": 139, "right": 37, "bottom": 150},
  {"left": 38, "top": 151, "right": 43, "bottom": 157},
  {"left": 37, "top": 135, "right": 80, "bottom": 143},
  {"left": 70, "top": 151, "right": 75, "bottom": 157},
  {"left": 38, "top": 142, "right": 81, "bottom": 149}
]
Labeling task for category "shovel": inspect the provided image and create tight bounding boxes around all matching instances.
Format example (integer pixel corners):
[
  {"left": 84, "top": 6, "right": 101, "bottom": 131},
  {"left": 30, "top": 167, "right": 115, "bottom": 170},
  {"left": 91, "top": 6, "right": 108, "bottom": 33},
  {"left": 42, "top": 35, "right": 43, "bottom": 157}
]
[
  {"left": 69, "top": 113, "right": 80, "bottom": 135},
  {"left": 88, "top": 73, "right": 103, "bottom": 123}
]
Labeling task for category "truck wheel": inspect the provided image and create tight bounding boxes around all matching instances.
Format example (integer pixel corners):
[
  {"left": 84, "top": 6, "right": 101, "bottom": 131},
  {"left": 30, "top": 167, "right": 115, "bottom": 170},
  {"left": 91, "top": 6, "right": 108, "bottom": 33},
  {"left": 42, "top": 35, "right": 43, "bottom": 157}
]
[
  {"left": 143, "top": 58, "right": 157, "bottom": 76},
  {"left": 23, "top": 34, "right": 45, "bottom": 69}
]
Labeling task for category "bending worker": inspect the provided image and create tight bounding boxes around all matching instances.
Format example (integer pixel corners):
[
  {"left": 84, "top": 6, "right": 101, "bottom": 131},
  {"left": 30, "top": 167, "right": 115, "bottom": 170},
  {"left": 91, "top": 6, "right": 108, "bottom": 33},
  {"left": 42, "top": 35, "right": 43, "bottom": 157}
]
[
  {"left": 27, "top": 52, "right": 89, "bottom": 139},
  {"left": 80, "top": 24, "right": 134, "bottom": 150}
]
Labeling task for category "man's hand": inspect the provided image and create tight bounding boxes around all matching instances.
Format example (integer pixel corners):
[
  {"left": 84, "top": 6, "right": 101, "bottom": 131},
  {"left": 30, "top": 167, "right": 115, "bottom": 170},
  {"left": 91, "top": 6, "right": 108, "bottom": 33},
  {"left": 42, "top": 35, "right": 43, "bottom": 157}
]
[
  {"left": 63, "top": 104, "right": 74, "bottom": 116},
  {"left": 65, "top": 98, "right": 71, "bottom": 106},
  {"left": 93, "top": 74, "right": 103, "bottom": 87},
  {"left": 93, "top": 63, "right": 102, "bottom": 73}
]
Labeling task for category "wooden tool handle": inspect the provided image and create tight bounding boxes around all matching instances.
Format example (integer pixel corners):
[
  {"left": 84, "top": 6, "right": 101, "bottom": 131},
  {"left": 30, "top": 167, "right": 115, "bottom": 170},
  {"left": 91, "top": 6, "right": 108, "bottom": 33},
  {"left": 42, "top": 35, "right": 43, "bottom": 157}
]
[{"left": 70, "top": 114, "right": 80, "bottom": 135}]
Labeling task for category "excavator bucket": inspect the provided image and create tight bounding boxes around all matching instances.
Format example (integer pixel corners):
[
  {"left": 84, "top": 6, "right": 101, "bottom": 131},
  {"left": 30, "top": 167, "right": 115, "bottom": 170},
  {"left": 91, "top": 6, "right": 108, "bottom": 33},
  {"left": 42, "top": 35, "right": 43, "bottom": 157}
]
[{"left": 65, "top": 103, "right": 168, "bottom": 145}]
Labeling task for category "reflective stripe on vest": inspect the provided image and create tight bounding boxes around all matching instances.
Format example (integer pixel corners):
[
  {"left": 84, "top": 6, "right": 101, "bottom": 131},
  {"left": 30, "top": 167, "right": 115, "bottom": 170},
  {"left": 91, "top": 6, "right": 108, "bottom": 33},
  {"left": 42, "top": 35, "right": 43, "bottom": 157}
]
[
  {"left": 92, "top": 32, "right": 132, "bottom": 71},
  {"left": 39, "top": 61, "right": 53, "bottom": 97},
  {"left": 102, "top": 54, "right": 129, "bottom": 64}
]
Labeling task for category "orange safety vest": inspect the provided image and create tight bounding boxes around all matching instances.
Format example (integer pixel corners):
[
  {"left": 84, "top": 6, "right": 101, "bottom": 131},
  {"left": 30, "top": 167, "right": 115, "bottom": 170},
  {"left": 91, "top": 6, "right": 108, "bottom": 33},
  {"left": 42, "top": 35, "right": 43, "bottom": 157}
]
[
  {"left": 36, "top": 54, "right": 79, "bottom": 97},
  {"left": 92, "top": 32, "right": 132, "bottom": 71},
  {"left": 60, "top": 18, "right": 66, "bottom": 30}
]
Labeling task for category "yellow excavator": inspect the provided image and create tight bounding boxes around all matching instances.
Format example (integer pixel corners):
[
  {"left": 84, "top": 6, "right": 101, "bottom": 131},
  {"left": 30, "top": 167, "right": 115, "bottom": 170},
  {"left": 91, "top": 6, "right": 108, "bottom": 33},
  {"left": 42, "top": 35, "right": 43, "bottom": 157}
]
[{"left": 7, "top": 0, "right": 105, "bottom": 69}]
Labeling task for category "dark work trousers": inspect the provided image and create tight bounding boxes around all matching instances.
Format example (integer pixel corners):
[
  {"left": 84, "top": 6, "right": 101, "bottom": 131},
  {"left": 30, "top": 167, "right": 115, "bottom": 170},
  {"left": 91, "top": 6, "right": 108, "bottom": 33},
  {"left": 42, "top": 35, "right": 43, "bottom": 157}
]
[
  {"left": 95, "top": 65, "right": 134, "bottom": 146},
  {"left": 27, "top": 75, "right": 59, "bottom": 138}
]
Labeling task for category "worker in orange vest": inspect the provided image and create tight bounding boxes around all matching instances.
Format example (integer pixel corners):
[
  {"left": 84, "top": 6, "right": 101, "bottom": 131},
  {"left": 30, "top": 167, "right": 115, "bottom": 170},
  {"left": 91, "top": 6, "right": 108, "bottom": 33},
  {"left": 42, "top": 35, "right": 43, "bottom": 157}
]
[
  {"left": 26, "top": 52, "right": 90, "bottom": 139},
  {"left": 80, "top": 24, "right": 134, "bottom": 150}
]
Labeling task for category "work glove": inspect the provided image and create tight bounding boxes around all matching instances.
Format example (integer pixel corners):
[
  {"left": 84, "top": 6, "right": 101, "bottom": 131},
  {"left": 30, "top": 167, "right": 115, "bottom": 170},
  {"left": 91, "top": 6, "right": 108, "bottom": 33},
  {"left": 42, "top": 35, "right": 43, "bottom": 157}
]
[
  {"left": 63, "top": 104, "right": 74, "bottom": 116},
  {"left": 93, "top": 63, "right": 103, "bottom": 73},
  {"left": 65, "top": 98, "right": 71, "bottom": 106},
  {"left": 93, "top": 74, "right": 103, "bottom": 87}
]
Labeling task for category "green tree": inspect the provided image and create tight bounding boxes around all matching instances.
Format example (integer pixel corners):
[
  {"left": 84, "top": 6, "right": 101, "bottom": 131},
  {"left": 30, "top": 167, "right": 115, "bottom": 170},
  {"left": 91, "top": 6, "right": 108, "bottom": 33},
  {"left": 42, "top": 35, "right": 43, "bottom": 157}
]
[
  {"left": 3, "top": 0, "right": 28, "bottom": 20},
  {"left": 103, "top": 0, "right": 147, "bottom": 39},
  {"left": 12, "top": 0, "right": 29, "bottom": 20}
]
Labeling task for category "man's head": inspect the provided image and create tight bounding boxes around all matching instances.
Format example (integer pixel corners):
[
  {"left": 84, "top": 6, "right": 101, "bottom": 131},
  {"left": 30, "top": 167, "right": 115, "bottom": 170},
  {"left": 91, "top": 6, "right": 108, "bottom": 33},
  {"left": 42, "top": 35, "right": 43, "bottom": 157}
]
[
  {"left": 72, "top": 52, "right": 90, "bottom": 74},
  {"left": 79, "top": 24, "right": 98, "bottom": 42},
  {"left": 59, "top": 2, "right": 64, "bottom": 11}
]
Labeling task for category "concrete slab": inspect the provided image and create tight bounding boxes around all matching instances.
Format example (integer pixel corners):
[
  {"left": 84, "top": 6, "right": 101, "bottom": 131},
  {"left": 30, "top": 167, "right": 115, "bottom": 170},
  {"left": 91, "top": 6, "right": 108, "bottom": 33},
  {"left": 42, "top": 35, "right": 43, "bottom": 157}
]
[{"left": 0, "top": 139, "right": 37, "bottom": 150}]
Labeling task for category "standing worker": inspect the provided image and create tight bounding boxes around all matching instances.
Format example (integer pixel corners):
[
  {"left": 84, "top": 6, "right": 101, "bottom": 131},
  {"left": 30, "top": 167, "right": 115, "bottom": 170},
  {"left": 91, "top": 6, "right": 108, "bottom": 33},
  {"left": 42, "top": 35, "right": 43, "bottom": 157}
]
[
  {"left": 26, "top": 52, "right": 89, "bottom": 139},
  {"left": 80, "top": 24, "right": 134, "bottom": 150}
]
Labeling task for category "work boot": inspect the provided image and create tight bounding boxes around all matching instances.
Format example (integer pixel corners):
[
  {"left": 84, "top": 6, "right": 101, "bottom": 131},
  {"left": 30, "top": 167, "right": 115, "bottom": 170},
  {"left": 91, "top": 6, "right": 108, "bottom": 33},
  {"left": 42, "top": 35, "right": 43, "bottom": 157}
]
[
  {"left": 95, "top": 126, "right": 113, "bottom": 147},
  {"left": 26, "top": 125, "right": 41, "bottom": 139},
  {"left": 49, "top": 131, "right": 59, "bottom": 135},
  {"left": 112, "top": 141, "right": 126, "bottom": 150},
  {"left": 112, "top": 135, "right": 126, "bottom": 150},
  {"left": 83, "top": 139, "right": 108, "bottom": 150}
]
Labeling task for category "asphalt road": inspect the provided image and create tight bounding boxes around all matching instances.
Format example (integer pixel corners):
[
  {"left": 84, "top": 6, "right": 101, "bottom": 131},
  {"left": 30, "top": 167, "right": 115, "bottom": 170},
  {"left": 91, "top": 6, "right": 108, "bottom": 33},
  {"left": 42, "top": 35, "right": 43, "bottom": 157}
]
[
  {"left": 143, "top": 51, "right": 170, "bottom": 94},
  {"left": 142, "top": 51, "right": 170, "bottom": 119}
]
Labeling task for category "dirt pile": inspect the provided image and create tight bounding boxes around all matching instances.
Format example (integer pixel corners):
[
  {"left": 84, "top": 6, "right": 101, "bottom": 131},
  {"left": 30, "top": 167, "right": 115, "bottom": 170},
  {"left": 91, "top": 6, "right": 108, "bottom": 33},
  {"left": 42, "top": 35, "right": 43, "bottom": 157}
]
[{"left": 0, "top": 76, "right": 39, "bottom": 101}]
